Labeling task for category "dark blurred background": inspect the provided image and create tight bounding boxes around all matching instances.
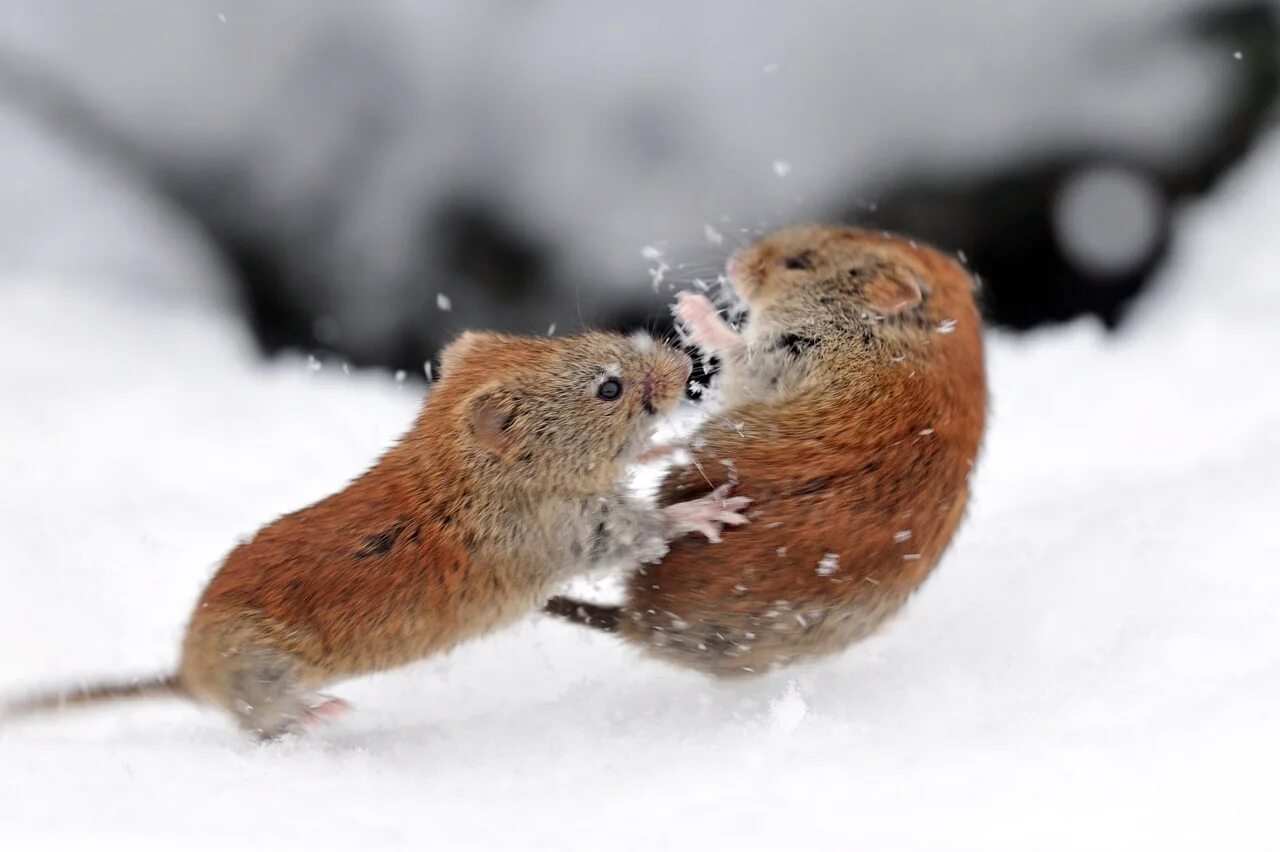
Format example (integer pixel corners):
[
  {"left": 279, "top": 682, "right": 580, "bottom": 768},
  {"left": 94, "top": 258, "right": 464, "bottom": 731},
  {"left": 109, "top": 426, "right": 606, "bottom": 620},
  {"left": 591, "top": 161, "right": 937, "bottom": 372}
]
[{"left": 0, "top": 0, "right": 1276, "bottom": 374}]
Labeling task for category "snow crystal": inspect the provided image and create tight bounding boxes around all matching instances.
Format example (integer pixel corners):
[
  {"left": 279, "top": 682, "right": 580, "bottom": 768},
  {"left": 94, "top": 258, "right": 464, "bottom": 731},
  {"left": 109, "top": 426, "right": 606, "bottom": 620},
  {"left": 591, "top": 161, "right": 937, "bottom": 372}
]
[
  {"left": 816, "top": 553, "right": 839, "bottom": 575},
  {"left": 936, "top": 318, "right": 957, "bottom": 334},
  {"left": 771, "top": 159, "right": 792, "bottom": 177},
  {"left": 436, "top": 293, "right": 452, "bottom": 311},
  {"left": 703, "top": 224, "right": 724, "bottom": 245},
  {"left": 893, "top": 530, "right": 913, "bottom": 543}
]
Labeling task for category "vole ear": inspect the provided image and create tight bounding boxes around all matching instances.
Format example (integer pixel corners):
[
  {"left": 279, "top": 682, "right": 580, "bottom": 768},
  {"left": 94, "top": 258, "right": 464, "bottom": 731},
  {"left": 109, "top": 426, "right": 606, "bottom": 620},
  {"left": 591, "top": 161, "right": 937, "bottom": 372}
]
[
  {"left": 862, "top": 267, "right": 923, "bottom": 315},
  {"left": 440, "top": 331, "right": 486, "bottom": 378},
  {"left": 468, "top": 390, "right": 520, "bottom": 461}
]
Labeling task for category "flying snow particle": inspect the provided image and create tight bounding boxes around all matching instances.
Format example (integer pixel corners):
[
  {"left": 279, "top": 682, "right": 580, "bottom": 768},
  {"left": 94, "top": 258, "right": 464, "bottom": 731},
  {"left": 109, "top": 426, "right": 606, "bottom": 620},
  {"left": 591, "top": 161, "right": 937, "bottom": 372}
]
[
  {"left": 704, "top": 224, "right": 724, "bottom": 245},
  {"left": 772, "top": 160, "right": 792, "bottom": 177},
  {"left": 816, "top": 553, "right": 840, "bottom": 575},
  {"left": 642, "top": 246, "right": 669, "bottom": 291},
  {"left": 919, "top": 428, "right": 935, "bottom": 435},
  {"left": 777, "top": 546, "right": 788, "bottom": 557},
  {"left": 217, "top": 12, "right": 227, "bottom": 23},
  {"left": 693, "top": 277, "right": 710, "bottom": 291},
  {"left": 763, "top": 62, "right": 779, "bottom": 73},
  {"left": 436, "top": 293, "right": 452, "bottom": 311},
  {"left": 649, "top": 263, "right": 669, "bottom": 291},
  {"left": 547, "top": 323, "right": 556, "bottom": 336},
  {"left": 936, "top": 318, "right": 957, "bottom": 334},
  {"left": 1234, "top": 51, "right": 1244, "bottom": 60},
  {"left": 394, "top": 369, "right": 407, "bottom": 383},
  {"left": 903, "top": 553, "right": 922, "bottom": 561},
  {"left": 423, "top": 361, "right": 434, "bottom": 382},
  {"left": 893, "top": 530, "right": 913, "bottom": 543},
  {"left": 307, "top": 354, "right": 322, "bottom": 372}
]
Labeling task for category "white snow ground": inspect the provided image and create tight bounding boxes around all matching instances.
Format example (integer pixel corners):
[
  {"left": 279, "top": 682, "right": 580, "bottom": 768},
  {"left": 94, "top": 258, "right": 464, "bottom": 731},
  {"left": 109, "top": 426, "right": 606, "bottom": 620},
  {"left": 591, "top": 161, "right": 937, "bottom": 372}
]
[{"left": 2, "top": 133, "right": 1279, "bottom": 850}]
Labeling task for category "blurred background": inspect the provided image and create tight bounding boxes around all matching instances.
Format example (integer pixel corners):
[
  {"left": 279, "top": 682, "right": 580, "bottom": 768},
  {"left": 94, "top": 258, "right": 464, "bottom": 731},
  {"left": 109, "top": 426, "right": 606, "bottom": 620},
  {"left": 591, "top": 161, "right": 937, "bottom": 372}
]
[{"left": 0, "top": 0, "right": 1275, "bottom": 373}]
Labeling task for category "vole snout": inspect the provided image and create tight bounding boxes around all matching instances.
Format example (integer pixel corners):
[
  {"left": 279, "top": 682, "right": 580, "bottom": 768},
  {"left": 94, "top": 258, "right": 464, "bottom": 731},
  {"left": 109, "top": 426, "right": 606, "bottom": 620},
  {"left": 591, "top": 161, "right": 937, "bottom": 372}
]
[{"left": 641, "top": 349, "right": 692, "bottom": 415}]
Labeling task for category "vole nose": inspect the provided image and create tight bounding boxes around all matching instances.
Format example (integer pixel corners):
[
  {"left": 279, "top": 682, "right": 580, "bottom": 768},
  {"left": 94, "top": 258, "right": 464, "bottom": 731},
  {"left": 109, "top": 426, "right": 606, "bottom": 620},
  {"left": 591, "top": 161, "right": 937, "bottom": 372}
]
[{"left": 641, "top": 376, "right": 657, "bottom": 416}]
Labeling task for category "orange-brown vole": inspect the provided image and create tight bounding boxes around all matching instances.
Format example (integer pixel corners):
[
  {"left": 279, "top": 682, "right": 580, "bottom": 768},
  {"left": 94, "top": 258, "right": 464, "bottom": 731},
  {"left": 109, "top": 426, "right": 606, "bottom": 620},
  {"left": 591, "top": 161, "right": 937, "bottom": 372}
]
[
  {"left": 5, "top": 331, "right": 747, "bottom": 736},
  {"left": 546, "top": 225, "right": 987, "bottom": 676}
]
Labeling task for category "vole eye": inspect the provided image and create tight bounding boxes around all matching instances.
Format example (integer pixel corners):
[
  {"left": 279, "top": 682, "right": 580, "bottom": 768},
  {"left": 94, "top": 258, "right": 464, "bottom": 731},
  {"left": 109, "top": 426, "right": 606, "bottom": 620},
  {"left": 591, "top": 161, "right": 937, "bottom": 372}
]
[
  {"left": 783, "top": 254, "right": 812, "bottom": 271},
  {"left": 597, "top": 378, "right": 623, "bottom": 401}
]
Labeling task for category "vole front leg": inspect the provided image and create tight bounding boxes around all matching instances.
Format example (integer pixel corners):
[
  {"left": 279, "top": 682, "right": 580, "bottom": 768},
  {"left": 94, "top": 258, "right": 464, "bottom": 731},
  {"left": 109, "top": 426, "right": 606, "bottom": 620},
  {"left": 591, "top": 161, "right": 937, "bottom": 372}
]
[
  {"left": 590, "top": 486, "right": 750, "bottom": 566},
  {"left": 663, "top": 484, "right": 751, "bottom": 543},
  {"left": 675, "top": 292, "right": 746, "bottom": 360},
  {"left": 633, "top": 440, "right": 686, "bottom": 466}
]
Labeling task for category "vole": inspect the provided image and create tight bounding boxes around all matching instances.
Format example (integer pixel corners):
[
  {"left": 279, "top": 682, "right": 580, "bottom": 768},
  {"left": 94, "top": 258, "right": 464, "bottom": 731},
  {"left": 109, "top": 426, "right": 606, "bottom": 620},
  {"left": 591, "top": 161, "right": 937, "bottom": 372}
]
[
  {"left": 5, "top": 330, "right": 748, "bottom": 736},
  {"left": 545, "top": 225, "right": 986, "bottom": 676}
]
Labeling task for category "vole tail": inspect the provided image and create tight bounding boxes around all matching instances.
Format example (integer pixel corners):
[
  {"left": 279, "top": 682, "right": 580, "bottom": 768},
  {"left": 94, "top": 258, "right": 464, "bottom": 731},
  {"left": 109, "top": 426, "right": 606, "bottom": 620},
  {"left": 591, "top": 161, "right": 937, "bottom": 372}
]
[
  {"left": 3, "top": 674, "right": 185, "bottom": 720},
  {"left": 544, "top": 597, "right": 621, "bottom": 632}
]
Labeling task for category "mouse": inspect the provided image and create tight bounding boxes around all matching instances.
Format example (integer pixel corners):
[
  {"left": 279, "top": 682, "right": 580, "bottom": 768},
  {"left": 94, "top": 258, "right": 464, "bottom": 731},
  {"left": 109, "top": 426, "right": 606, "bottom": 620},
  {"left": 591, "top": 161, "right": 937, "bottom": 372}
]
[
  {"left": 545, "top": 225, "right": 987, "bottom": 676},
  {"left": 5, "top": 330, "right": 748, "bottom": 736}
]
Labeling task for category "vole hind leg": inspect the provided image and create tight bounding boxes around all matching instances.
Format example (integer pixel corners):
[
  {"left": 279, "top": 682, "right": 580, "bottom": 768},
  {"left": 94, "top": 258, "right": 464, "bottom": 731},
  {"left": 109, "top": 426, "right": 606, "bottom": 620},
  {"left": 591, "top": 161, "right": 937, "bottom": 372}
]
[{"left": 220, "top": 649, "right": 342, "bottom": 740}]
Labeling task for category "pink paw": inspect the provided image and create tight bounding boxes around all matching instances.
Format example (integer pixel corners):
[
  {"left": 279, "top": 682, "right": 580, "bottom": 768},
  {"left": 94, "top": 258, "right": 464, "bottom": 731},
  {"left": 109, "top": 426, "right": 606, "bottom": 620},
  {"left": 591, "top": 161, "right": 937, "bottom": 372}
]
[
  {"left": 665, "top": 484, "right": 751, "bottom": 542},
  {"left": 299, "top": 695, "right": 351, "bottom": 727},
  {"left": 674, "top": 292, "right": 743, "bottom": 355}
]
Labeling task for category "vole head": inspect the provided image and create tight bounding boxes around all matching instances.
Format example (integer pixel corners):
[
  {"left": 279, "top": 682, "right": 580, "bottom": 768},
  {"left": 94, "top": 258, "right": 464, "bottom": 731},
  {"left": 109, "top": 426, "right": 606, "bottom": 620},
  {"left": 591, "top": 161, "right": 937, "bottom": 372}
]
[
  {"left": 724, "top": 225, "right": 976, "bottom": 350},
  {"left": 437, "top": 330, "right": 692, "bottom": 492}
]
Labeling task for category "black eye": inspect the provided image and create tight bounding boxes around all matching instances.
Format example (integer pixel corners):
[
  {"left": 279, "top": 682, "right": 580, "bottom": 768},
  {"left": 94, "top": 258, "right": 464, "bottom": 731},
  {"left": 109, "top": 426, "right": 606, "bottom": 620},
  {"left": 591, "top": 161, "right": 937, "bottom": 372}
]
[
  {"left": 597, "top": 378, "right": 622, "bottom": 401},
  {"left": 783, "top": 254, "right": 812, "bottom": 271}
]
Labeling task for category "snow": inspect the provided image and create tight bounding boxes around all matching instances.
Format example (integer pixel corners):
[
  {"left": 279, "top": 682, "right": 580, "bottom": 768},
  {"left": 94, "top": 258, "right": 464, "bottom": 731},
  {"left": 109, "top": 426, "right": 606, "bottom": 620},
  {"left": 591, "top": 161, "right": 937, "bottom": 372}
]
[{"left": 3, "top": 130, "right": 1280, "bottom": 849}]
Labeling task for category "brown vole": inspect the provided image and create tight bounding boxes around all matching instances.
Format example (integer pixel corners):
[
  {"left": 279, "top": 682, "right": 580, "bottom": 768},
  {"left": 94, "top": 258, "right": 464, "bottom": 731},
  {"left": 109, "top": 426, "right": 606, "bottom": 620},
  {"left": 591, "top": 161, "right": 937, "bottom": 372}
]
[
  {"left": 546, "top": 225, "right": 986, "bottom": 676},
  {"left": 5, "top": 330, "right": 748, "bottom": 736}
]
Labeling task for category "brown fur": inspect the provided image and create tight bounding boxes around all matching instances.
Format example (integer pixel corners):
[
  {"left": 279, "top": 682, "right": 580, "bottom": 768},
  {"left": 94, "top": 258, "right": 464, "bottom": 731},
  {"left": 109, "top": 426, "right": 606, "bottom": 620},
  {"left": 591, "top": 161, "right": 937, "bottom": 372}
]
[
  {"left": 8, "top": 330, "right": 736, "bottom": 737},
  {"left": 547, "top": 226, "right": 987, "bottom": 676}
]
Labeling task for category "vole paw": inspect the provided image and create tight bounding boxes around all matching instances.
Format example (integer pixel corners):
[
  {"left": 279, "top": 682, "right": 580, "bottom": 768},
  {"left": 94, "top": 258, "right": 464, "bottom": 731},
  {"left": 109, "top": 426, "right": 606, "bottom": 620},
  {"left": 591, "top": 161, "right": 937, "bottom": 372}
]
[
  {"left": 665, "top": 485, "right": 752, "bottom": 542},
  {"left": 301, "top": 695, "right": 351, "bottom": 725},
  {"left": 674, "top": 292, "right": 742, "bottom": 355}
]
